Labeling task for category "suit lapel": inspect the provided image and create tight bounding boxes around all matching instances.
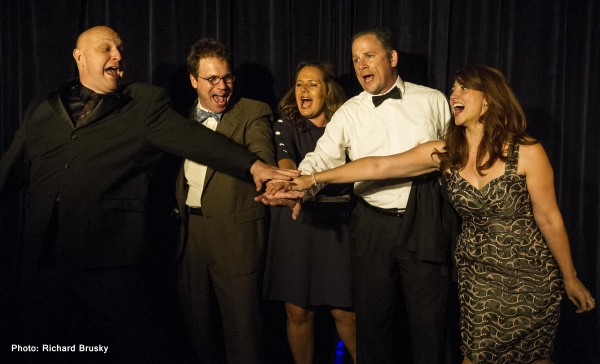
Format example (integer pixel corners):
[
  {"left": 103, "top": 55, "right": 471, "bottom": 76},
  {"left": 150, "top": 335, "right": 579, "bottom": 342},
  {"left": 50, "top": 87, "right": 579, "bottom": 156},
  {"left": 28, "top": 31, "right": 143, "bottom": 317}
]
[
  {"left": 47, "top": 90, "right": 74, "bottom": 128},
  {"left": 202, "top": 102, "right": 242, "bottom": 191},
  {"left": 47, "top": 80, "right": 132, "bottom": 129},
  {"left": 216, "top": 104, "right": 241, "bottom": 139}
]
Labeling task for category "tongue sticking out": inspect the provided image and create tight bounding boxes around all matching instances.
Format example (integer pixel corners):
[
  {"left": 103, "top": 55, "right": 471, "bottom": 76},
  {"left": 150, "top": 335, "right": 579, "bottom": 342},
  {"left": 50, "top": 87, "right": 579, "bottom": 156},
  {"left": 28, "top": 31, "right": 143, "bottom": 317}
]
[{"left": 106, "top": 68, "right": 119, "bottom": 77}]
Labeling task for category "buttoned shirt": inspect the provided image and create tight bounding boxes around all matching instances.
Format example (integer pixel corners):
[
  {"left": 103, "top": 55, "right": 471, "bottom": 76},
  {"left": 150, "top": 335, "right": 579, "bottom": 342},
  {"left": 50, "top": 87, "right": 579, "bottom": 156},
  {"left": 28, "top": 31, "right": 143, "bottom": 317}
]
[
  {"left": 298, "top": 77, "right": 450, "bottom": 209},
  {"left": 184, "top": 103, "right": 222, "bottom": 207}
]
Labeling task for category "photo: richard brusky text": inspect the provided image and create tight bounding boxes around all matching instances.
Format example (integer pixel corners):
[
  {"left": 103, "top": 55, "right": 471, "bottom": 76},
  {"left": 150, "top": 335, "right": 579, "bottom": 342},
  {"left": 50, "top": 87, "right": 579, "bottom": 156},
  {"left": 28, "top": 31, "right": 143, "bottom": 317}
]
[{"left": 12, "top": 344, "right": 108, "bottom": 354}]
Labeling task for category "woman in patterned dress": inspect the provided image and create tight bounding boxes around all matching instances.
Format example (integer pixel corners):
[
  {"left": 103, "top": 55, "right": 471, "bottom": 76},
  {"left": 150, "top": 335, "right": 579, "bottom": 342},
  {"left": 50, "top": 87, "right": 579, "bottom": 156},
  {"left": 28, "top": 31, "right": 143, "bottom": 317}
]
[{"left": 289, "top": 65, "right": 595, "bottom": 363}]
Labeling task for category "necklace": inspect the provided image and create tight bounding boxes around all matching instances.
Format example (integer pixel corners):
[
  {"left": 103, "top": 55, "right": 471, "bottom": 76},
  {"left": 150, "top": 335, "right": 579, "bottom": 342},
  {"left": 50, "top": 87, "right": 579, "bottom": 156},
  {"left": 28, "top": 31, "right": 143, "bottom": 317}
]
[{"left": 469, "top": 150, "right": 477, "bottom": 154}]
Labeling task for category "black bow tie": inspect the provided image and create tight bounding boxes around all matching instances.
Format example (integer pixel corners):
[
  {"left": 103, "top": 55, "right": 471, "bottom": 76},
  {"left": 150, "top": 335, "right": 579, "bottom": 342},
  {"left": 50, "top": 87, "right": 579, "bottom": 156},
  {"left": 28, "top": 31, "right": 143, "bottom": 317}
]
[{"left": 372, "top": 86, "right": 401, "bottom": 107}]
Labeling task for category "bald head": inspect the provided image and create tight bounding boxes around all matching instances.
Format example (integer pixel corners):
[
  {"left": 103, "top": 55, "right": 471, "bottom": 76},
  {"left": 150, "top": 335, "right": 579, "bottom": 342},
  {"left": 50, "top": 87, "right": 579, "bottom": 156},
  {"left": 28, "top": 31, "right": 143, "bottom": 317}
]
[{"left": 73, "top": 26, "right": 124, "bottom": 93}]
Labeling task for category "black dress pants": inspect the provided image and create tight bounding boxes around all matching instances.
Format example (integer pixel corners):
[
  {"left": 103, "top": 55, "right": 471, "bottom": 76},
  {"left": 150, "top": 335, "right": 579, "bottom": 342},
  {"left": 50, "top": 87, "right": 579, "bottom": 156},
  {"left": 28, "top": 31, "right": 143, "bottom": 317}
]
[{"left": 349, "top": 201, "right": 451, "bottom": 364}]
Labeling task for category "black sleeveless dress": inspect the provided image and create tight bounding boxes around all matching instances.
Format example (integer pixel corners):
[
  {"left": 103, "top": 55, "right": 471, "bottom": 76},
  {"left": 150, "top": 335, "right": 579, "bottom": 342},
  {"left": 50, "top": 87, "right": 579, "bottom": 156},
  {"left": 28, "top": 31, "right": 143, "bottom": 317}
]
[{"left": 447, "top": 145, "right": 563, "bottom": 363}]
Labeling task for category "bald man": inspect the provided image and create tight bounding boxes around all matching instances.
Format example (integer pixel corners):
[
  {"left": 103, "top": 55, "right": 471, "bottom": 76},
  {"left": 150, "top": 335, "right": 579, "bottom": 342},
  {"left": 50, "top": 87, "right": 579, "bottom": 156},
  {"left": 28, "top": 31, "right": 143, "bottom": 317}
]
[{"left": 0, "top": 26, "right": 295, "bottom": 363}]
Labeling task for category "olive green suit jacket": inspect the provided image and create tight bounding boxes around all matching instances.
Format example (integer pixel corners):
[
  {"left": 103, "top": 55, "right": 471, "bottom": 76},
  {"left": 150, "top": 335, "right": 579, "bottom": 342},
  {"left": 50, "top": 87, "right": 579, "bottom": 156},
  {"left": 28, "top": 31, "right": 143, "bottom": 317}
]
[{"left": 175, "top": 98, "right": 276, "bottom": 275}]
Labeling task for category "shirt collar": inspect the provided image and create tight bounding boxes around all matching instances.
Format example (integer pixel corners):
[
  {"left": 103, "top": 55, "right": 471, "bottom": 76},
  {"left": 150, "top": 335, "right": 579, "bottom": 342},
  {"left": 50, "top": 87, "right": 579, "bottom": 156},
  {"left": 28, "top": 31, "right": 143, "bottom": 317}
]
[{"left": 377, "top": 76, "right": 404, "bottom": 97}]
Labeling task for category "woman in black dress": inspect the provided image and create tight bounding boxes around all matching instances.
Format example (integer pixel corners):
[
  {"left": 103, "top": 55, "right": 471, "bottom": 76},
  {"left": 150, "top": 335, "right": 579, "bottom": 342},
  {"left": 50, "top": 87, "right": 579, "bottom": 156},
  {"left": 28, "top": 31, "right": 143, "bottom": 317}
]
[{"left": 263, "top": 61, "right": 356, "bottom": 363}]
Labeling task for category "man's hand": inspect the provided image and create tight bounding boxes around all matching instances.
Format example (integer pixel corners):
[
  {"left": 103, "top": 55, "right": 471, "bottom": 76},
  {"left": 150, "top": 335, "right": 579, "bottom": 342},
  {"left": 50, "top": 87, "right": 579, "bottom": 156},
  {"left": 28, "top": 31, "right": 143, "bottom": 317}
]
[
  {"left": 264, "top": 180, "right": 293, "bottom": 195},
  {"left": 256, "top": 189, "right": 305, "bottom": 201},
  {"left": 249, "top": 160, "right": 301, "bottom": 191},
  {"left": 254, "top": 193, "right": 303, "bottom": 220}
]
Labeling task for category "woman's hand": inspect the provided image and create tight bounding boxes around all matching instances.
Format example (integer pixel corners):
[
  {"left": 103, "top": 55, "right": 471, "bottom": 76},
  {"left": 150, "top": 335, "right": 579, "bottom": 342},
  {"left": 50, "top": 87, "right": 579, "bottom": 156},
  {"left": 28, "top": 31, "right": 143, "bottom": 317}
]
[
  {"left": 290, "top": 174, "right": 315, "bottom": 191},
  {"left": 564, "top": 275, "right": 596, "bottom": 313}
]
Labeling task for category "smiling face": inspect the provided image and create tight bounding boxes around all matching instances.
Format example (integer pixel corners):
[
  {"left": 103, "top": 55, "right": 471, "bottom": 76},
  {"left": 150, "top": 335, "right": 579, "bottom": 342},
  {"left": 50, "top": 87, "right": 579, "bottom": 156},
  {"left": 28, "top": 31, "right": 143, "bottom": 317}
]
[
  {"left": 295, "top": 66, "right": 327, "bottom": 124},
  {"left": 450, "top": 80, "right": 488, "bottom": 127},
  {"left": 73, "top": 26, "right": 124, "bottom": 94},
  {"left": 351, "top": 34, "right": 398, "bottom": 95},
  {"left": 190, "top": 57, "right": 233, "bottom": 113}
]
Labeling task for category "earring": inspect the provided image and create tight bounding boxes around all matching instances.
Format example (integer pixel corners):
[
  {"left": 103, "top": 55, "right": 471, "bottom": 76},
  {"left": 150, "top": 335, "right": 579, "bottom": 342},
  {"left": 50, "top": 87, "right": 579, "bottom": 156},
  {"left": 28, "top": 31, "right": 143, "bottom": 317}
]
[{"left": 484, "top": 103, "right": 488, "bottom": 106}]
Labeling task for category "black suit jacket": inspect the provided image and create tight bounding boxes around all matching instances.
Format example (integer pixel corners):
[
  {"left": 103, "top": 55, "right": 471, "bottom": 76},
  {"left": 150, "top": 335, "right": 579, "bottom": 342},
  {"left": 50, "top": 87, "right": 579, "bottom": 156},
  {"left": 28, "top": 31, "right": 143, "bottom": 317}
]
[
  {"left": 0, "top": 79, "right": 258, "bottom": 268},
  {"left": 397, "top": 172, "right": 461, "bottom": 264}
]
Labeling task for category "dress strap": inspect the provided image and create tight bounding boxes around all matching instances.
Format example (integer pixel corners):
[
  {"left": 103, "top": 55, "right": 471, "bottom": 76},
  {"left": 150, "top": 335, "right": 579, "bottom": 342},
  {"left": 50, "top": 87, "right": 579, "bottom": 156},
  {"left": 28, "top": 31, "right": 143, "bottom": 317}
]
[{"left": 505, "top": 144, "right": 520, "bottom": 174}]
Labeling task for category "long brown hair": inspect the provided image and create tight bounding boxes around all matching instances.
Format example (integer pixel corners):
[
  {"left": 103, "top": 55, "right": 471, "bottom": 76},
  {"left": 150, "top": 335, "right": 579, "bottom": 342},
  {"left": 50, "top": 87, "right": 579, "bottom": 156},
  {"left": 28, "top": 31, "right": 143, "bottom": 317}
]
[
  {"left": 435, "top": 65, "right": 536, "bottom": 174},
  {"left": 278, "top": 61, "right": 346, "bottom": 132}
]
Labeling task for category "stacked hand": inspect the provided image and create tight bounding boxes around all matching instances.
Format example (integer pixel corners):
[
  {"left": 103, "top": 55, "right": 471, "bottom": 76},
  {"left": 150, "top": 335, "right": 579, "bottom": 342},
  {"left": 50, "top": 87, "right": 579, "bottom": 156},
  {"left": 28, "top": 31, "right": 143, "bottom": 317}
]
[
  {"left": 254, "top": 176, "right": 312, "bottom": 220},
  {"left": 249, "top": 160, "right": 301, "bottom": 191},
  {"left": 289, "top": 174, "right": 316, "bottom": 191}
]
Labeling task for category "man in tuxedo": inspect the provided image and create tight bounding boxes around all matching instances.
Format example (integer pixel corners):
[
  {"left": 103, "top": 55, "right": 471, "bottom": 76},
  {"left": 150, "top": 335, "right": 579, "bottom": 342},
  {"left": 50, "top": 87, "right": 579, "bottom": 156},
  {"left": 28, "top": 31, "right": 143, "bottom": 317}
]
[
  {"left": 175, "top": 37, "right": 275, "bottom": 364},
  {"left": 260, "top": 27, "right": 454, "bottom": 364},
  {"left": 0, "top": 26, "right": 294, "bottom": 363}
]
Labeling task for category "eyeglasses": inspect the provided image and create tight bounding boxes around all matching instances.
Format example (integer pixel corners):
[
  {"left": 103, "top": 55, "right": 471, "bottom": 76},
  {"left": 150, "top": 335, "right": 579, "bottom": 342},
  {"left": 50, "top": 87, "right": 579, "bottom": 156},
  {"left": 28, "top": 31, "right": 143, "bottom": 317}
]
[{"left": 197, "top": 75, "right": 235, "bottom": 85}]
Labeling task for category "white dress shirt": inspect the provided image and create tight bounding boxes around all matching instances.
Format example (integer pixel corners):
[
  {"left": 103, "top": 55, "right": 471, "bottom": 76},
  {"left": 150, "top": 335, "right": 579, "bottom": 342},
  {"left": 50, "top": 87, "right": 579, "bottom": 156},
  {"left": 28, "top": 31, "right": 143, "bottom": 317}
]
[
  {"left": 184, "top": 103, "right": 221, "bottom": 207},
  {"left": 298, "top": 76, "right": 450, "bottom": 209}
]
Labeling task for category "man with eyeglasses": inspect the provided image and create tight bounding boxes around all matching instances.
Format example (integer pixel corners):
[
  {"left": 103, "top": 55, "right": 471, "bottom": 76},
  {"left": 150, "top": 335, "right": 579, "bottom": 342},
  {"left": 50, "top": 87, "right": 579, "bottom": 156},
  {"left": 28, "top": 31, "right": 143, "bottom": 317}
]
[{"left": 174, "top": 37, "right": 276, "bottom": 364}]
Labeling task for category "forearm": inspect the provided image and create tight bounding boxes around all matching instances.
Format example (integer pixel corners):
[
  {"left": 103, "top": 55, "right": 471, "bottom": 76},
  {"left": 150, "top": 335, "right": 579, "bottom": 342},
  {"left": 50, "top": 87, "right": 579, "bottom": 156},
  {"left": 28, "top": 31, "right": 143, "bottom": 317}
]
[
  {"left": 291, "top": 142, "right": 442, "bottom": 191},
  {"left": 538, "top": 217, "right": 578, "bottom": 279},
  {"left": 313, "top": 156, "right": 387, "bottom": 184},
  {"left": 538, "top": 216, "right": 598, "bottom": 313},
  {"left": 312, "top": 144, "right": 440, "bottom": 184},
  {"left": 278, "top": 158, "right": 296, "bottom": 170}
]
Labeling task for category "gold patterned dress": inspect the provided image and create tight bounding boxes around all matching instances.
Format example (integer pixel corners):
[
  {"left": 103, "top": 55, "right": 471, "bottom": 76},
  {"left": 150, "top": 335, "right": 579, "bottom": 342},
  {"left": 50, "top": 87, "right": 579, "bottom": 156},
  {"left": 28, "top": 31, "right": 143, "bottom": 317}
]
[{"left": 447, "top": 145, "right": 563, "bottom": 363}]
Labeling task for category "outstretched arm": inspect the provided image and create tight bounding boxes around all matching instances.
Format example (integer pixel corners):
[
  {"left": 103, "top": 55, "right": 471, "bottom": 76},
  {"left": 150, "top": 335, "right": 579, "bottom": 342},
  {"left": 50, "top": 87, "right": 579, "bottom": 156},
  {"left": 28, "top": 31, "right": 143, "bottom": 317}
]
[
  {"left": 291, "top": 141, "right": 444, "bottom": 190},
  {"left": 522, "top": 143, "right": 595, "bottom": 313},
  {"left": 249, "top": 160, "right": 300, "bottom": 191}
]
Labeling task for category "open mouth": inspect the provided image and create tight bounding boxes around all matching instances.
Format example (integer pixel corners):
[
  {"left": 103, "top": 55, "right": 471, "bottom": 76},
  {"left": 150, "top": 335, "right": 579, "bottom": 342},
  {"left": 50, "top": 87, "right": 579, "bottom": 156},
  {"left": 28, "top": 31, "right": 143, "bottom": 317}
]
[
  {"left": 213, "top": 94, "right": 228, "bottom": 106},
  {"left": 301, "top": 97, "right": 312, "bottom": 109},
  {"left": 453, "top": 103, "right": 465, "bottom": 117},
  {"left": 362, "top": 74, "right": 374, "bottom": 83},
  {"left": 105, "top": 66, "right": 120, "bottom": 77}
]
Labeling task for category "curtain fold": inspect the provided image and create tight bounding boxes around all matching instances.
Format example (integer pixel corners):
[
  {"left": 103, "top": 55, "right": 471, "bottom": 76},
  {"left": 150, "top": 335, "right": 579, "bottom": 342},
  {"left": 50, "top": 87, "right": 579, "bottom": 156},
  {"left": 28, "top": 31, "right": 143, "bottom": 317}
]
[{"left": 1, "top": 0, "right": 598, "bottom": 361}]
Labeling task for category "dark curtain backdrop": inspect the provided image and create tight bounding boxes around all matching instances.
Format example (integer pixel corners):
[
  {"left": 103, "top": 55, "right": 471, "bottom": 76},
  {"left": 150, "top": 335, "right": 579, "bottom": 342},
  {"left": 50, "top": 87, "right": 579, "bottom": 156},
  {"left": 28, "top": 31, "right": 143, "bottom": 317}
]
[{"left": 1, "top": 0, "right": 598, "bottom": 362}]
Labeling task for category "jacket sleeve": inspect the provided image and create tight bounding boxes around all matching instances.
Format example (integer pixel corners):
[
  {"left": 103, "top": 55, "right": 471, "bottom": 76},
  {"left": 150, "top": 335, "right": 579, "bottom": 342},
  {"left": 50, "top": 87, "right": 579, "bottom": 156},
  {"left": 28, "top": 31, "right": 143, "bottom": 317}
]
[
  {"left": 242, "top": 101, "right": 276, "bottom": 166},
  {"left": 144, "top": 88, "right": 258, "bottom": 181}
]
